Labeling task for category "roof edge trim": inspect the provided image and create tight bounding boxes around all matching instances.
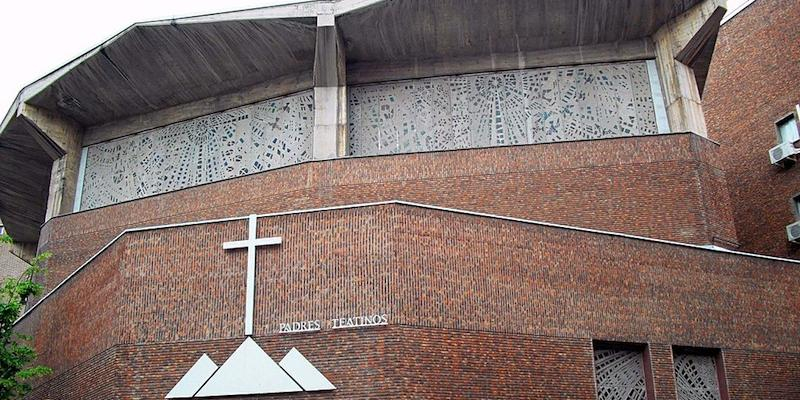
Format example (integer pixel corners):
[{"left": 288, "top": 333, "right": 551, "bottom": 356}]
[{"left": 721, "top": 0, "right": 757, "bottom": 24}]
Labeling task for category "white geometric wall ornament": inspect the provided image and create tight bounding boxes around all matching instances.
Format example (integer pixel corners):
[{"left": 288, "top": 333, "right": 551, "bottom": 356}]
[
  {"left": 194, "top": 337, "right": 302, "bottom": 397},
  {"left": 165, "top": 354, "right": 218, "bottom": 399},
  {"left": 279, "top": 348, "right": 336, "bottom": 391},
  {"left": 166, "top": 338, "right": 336, "bottom": 398},
  {"left": 348, "top": 61, "right": 660, "bottom": 156},
  {"left": 80, "top": 91, "right": 314, "bottom": 210}
]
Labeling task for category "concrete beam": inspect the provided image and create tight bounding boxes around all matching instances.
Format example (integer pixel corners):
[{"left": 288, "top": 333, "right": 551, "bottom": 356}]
[
  {"left": 652, "top": 0, "right": 726, "bottom": 137},
  {"left": 347, "top": 38, "right": 656, "bottom": 85},
  {"left": 312, "top": 9, "right": 348, "bottom": 159},
  {"left": 17, "top": 104, "right": 83, "bottom": 220}
]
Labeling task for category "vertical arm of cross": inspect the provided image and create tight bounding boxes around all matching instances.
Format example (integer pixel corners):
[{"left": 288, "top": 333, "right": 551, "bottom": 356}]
[
  {"left": 223, "top": 214, "right": 282, "bottom": 337},
  {"left": 245, "top": 215, "right": 257, "bottom": 336}
]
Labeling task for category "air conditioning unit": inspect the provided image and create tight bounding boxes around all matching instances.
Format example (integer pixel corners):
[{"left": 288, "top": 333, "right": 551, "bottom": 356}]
[
  {"left": 787, "top": 221, "right": 800, "bottom": 243},
  {"left": 769, "top": 142, "right": 799, "bottom": 167}
]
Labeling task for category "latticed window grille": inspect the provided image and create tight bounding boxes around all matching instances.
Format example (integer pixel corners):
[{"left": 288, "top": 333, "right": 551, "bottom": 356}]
[
  {"left": 348, "top": 61, "right": 660, "bottom": 157},
  {"left": 80, "top": 91, "right": 314, "bottom": 210},
  {"left": 674, "top": 353, "right": 721, "bottom": 400},
  {"left": 593, "top": 349, "right": 647, "bottom": 400}
]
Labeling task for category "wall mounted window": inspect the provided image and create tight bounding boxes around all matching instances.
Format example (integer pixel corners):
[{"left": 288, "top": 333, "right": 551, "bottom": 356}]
[
  {"left": 768, "top": 107, "right": 800, "bottom": 167},
  {"left": 786, "top": 194, "right": 800, "bottom": 243},
  {"left": 792, "top": 194, "right": 800, "bottom": 219},
  {"left": 776, "top": 111, "right": 800, "bottom": 144},
  {"left": 593, "top": 341, "right": 654, "bottom": 400},
  {"left": 672, "top": 347, "right": 728, "bottom": 400}
]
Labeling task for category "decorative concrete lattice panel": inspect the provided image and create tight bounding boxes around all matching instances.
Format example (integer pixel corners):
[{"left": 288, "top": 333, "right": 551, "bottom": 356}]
[
  {"left": 80, "top": 91, "right": 314, "bottom": 210},
  {"left": 594, "top": 349, "right": 647, "bottom": 400},
  {"left": 674, "top": 354, "right": 721, "bottom": 400},
  {"left": 348, "top": 61, "right": 658, "bottom": 156}
]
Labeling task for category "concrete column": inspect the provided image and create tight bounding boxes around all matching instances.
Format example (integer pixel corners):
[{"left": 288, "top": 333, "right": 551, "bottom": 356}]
[
  {"left": 312, "top": 8, "right": 348, "bottom": 159},
  {"left": 652, "top": 0, "right": 725, "bottom": 137},
  {"left": 17, "top": 104, "right": 83, "bottom": 220}
]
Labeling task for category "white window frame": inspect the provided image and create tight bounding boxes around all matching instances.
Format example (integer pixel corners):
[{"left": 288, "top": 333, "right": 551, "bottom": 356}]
[{"left": 775, "top": 106, "right": 800, "bottom": 144}]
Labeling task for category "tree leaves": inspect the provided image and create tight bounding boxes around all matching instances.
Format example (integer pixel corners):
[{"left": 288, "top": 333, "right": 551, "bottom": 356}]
[{"left": 0, "top": 234, "right": 52, "bottom": 399}]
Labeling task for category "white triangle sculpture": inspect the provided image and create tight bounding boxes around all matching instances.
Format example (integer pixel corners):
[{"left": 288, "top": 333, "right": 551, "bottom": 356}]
[
  {"left": 194, "top": 337, "right": 302, "bottom": 397},
  {"left": 279, "top": 348, "right": 337, "bottom": 391},
  {"left": 165, "top": 354, "right": 218, "bottom": 399}
]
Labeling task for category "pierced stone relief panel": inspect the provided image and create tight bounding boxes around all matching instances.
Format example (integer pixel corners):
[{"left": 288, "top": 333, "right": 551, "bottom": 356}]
[
  {"left": 80, "top": 91, "right": 314, "bottom": 210},
  {"left": 674, "top": 354, "right": 722, "bottom": 400},
  {"left": 348, "top": 61, "right": 659, "bottom": 156},
  {"left": 594, "top": 349, "right": 647, "bottom": 400}
]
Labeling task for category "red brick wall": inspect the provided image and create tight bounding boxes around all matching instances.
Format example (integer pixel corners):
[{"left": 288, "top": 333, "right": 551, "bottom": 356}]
[
  {"left": 38, "top": 133, "right": 737, "bottom": 292},
  {"left": 25, "top": 346, "right": 119, "bottom": 400},
  {"left": 26, "top": 327, "right": 597, "bottom": 400},
  {"left": 704, "top": 0, "right": 800, "bottom": 258},
  {"left": 15, "top": 243, "right": 123, "bottom": 374},
  {"left": 17, "top": 203, "right": 797, "bottom": 399},
  {"left": 23, "top": 332, "right": 800, "bottom": 399},
  {"left": 648, "top": 344, "right": 678, "bottom": 400},
  {"left": 723, "top": 349, "right": 800, "bottom": 399}
]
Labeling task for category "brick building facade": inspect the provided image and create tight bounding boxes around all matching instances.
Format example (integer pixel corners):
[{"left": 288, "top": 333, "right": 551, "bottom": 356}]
[
  {"left": 37, "top": 133, "right": 737, "bottom": 293},
  {"left": 1, "top": 0, "right": 798, "bottom": 399},
  {"left": 17, "top": 203, "right": 800, "bottom": 398},
  {"left": 704, "top": 0, "right": 800, "bottom": 259}
]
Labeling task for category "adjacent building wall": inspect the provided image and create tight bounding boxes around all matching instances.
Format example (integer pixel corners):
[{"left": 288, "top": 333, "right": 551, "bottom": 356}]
[
  {"left": 704, "top": 0, "right": 800, "bottom": 258},
  {"left": 0, "top": 219, "right": 32, "bottom": 281},
  {"left": 0, "top": 245, "right": 28, "bottom": 281}
]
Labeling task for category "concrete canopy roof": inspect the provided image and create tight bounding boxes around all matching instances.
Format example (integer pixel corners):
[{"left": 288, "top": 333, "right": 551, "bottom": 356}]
[
  {"left": 339, "top": 0, "right": 705, "bottom": 64},
  {"left": 0, "top": 0, "right": 713, "bottom": 243},
  {"left": 25, "top": 18, "right": 317, "bottom": 127},
  {"left": 1, "top": 0, "right": 708, "bottom": 132}
]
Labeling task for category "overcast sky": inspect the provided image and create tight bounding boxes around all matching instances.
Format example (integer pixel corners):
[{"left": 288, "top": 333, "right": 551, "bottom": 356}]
[{"left": 0, "top": 0, "right": 750, "bottom": 117}]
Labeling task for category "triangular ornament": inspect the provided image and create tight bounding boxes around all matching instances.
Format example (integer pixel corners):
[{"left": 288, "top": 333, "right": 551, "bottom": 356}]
[
  {"left": 195, "top": 337, "right": 302, "bottom": 397},
  {"left": 279, "top": 348, "right": 336, "bottom": 391},
  {"left": 165, "top": 354, "right": 218, "bottom": 398}
]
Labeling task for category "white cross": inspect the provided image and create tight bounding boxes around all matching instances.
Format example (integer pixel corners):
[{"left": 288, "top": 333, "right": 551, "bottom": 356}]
[{"left": 223, "top": 214, "right": 282, "bottom": 336}]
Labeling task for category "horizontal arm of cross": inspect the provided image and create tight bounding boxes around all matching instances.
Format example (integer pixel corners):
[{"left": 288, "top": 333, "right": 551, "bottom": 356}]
[{"left": 223, "top": 237, "right": 282, "bottom": 250}]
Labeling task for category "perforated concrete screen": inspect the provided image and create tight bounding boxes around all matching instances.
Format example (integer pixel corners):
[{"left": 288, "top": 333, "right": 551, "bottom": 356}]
[
  {"left": 594, "top": 348, "right": 647, "bottom": 400},
  {"left": 347, "top": 61, "right": 661, "bottom": 156},
  {"left": 78, "top": 91, "right": 314, "bottom": 210},
  {"left": 77, "top": 61, "right": 664, "bottom": 210},
  {"left": 674, "top": 354, "right": 722, "bottom": 400}
]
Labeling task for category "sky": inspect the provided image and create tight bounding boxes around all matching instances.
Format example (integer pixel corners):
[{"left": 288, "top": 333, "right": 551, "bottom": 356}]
[{"left": 0, "top": 0, "right": 751, "bottom": 117}]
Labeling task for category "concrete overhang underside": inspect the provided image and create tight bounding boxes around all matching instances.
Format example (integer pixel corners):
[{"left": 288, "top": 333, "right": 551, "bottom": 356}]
[{"left": 0, "top": 0, "right": 719, "bottom": 244}]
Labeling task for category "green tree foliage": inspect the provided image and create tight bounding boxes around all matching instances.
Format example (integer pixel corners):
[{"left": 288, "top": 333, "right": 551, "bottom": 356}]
[{"left": 0, "top": 234, "right": 51, "bottom": 399}]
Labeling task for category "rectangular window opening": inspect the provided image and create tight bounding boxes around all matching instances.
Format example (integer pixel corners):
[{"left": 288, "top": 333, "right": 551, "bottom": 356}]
[
  {"left": 672, "top": 346, "right": 729, "bottom": 400},
  {"left": 792, "top": 194, "right": 800, "bottom": 220},
  {"left": 593, "top": 341, "right": 654, "bottom": 400},
  {"left": 776, "top": 112, "right": 800, "bottom": 144}
]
